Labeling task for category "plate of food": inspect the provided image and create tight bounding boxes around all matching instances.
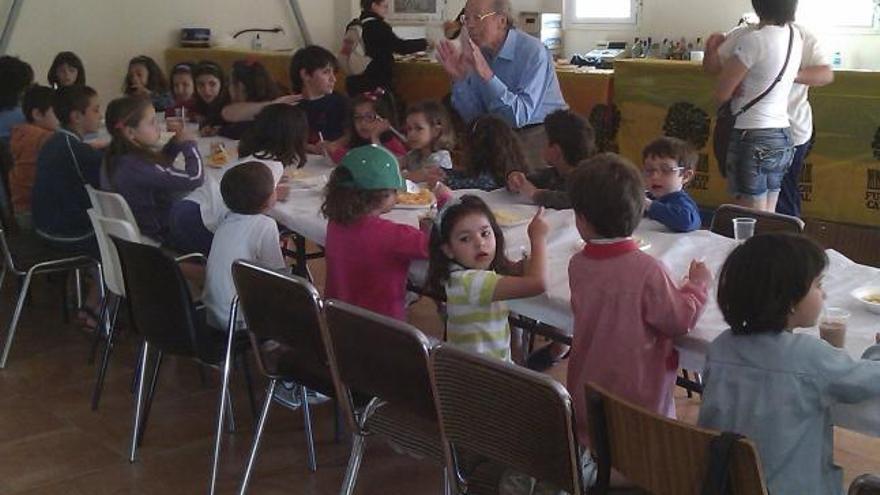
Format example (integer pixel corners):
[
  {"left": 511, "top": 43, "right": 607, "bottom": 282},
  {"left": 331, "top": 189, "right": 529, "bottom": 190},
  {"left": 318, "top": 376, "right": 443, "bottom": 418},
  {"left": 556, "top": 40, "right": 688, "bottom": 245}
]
[
  {"left": 207, "top": 142, "right": 232, "bottom": 168},
  {"left": 852, "top": 286, "right": 880, "bottom": 315},
  {"left": 395, "top": 188, "right": 435, "bottom": 209},
  {"left": 492, "top": 208, "right": 532, "bottom": 228}
]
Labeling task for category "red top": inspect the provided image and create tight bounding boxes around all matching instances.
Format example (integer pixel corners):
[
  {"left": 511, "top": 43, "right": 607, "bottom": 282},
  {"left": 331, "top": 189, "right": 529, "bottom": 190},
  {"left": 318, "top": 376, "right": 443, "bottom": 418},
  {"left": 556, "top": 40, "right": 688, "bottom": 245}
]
[{"left": 325, "top": 215, "right": 429, "bottom": 320}]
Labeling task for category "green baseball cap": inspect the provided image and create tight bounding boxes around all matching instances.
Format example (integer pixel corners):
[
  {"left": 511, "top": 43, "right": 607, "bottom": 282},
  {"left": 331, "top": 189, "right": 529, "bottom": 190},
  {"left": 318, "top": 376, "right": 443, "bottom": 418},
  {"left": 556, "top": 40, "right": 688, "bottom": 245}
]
[{"left": 339, "top": 145, "right": 405, "bottom": 190}]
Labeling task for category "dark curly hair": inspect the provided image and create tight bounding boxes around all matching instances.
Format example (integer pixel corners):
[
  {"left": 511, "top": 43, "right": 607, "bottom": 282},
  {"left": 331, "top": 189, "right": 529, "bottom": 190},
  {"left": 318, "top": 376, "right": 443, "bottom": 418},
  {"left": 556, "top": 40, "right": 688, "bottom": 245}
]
[
  {"left": 47, "top": 51, "right": 86, "bottom": 88},
  {"left": 0, "top": 55, "right": 34, "bottom": 110},
  {"left": 642, "top": 136, "right": 699, "bottom": 172},
  {"left": 466, "top": 114, "right": 527, "bottom": 183},
  {"left": 123, "top": 55, "right": 168, "bottom": 94},
  {"left": 425, "top": 195, "right": 516, "bottom": 297},
  {"left": 321, "top": 166, "right": 395, "bottom": 225},
  {"left": 239, "top": 104, "right": 308, "bottom": 168}
]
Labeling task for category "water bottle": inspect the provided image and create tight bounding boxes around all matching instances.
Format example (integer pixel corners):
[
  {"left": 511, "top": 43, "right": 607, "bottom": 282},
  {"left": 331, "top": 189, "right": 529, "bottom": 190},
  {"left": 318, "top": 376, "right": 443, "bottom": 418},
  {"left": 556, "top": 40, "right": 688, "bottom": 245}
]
[{"left": 832, "top": 51, "right": 842, "bottom": 69}]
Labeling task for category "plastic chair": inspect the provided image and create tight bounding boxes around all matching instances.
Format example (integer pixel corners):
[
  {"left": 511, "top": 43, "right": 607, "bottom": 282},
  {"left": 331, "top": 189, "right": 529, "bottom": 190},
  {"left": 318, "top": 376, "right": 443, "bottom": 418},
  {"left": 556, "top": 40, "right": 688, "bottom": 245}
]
[
  {"left": 585, "top": 382, "right": 767, "bottom": 495},
  {"left": 0, "top": 226, "right": 102, "bottom": 368},
  {"left": 430, "top": 344, "right": 586, "bottom": 495},
  {"left": 0, "top": 140, "right": 15, "bottom": 232},
  {"left": 85, "top": 185, "right": 160, "bottom": 246},
  {"left": 111, "top": 236, "right": 254, "bottom": 495},
  {"left": 230, "top": 260, "right": 338, "bottom": 494},
  {"left": 86, "top": 210, "right": 133, "bottom": 410},
  {"left": 710, "top": 203, "right": 804, "bottom": 239},
  {"left": 850, "top": 474, "right": 880, "bottom": 495},
  {"left": 323, "top": 299, "right": 450, "bottom": 495}
]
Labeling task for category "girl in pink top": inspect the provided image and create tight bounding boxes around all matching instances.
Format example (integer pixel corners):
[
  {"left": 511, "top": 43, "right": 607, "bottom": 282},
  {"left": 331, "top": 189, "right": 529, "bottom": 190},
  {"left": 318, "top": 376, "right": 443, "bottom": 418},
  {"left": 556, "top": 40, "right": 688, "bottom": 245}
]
[
  {"left": 566, "top": 153, "right": 712, "bottom": 447},
  {"left": 322, "top": 145, "right": 448, "bottom": 320},
  {"left": 329, "top": 92, "right": 407, "bottom": 164}
]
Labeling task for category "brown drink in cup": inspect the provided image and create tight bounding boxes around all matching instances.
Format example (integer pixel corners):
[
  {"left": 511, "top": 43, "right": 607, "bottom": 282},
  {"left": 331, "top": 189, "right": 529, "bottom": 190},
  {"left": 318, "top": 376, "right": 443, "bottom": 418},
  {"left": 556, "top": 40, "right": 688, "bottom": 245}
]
[{"left": 819, "top": 307, "right": 850, "bottom": 349}]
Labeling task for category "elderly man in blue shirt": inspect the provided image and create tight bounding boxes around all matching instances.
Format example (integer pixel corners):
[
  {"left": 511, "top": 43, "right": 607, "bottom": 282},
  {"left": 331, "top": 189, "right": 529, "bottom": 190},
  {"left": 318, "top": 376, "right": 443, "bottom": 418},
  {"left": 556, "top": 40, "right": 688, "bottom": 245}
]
[{"left": 437, "top": 0, "right": 567, "bottom": 170}]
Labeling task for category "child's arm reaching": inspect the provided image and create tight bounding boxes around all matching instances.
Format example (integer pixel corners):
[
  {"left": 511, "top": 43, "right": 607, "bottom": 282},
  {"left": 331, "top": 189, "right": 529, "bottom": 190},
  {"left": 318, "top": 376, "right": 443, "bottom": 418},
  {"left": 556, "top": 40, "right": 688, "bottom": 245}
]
[
  {"left": 492, "top": 207, "right": 548, "bottom": 301},
  {"left": 643, "top": 259, "right": 711, "bottom": 337}
]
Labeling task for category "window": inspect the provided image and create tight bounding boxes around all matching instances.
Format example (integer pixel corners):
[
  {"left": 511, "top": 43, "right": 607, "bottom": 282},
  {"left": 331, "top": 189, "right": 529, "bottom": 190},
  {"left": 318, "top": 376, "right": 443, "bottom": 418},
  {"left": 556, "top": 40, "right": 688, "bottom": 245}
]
[
  {"left": 797, "top": 0, "right": 879, "bottom": 29},
  {"left": 565, "top": 0, "right": 639, "bottom": 25}
]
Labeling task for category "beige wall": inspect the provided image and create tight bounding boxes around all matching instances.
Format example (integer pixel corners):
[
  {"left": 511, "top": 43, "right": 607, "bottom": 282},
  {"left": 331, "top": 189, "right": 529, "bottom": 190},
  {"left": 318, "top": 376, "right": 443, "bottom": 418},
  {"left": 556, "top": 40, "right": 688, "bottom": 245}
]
[{"left": 1, "top": 0, "right": 340, "bottom": 103}]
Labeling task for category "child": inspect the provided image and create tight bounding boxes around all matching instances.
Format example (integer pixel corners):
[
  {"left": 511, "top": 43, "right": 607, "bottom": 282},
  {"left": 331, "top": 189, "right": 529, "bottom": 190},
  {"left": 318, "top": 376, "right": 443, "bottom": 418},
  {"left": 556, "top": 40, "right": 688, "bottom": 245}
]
[
  {"left": 699, "top": 233, "right": 880, "bottom": 495},
  {"left": 193, "top": 60, "right": 230, "bottom": 135},
  {"left": 203, "top": 161, "right": 287, "bottom": 329},
  {"left": 47, "top": 51, "right": 86, "bottom": 88},
  {"left": 426, "top": 195, "right": 548, "bottom": 362},
  {"left": 220, "top": 59, "right": 293, "bottom": 140},
  {"left": 165, "top": 62, "right": 196, "bottom": 119},
  {"left": 322, "top": 145, "right": 432, "bottom": 321},
  {"left": 31, "top": 85, "right": 102, "bottom": 255},
  {"left": 400, "top": 100, "right": 454, "bottom": 182},
  {"left": 566, "top": 153, "right": 711, "bottom": 448},
  {"left": 641, "top": 136, "right": 702, "bottom": 232},
  {"left": 9, "top": 85, "right": 58, "bottom": 215},
  {"left": 168, "top": 104, "right": 308, "bottom": 255},
  {"left": 441, "top": 115, "right": 527, "bottom": 191},
  {"left": 507, "top": 109, "right": 597, "bottom": 210},
  {"left": 101, "top": 95, "right": 203, "bottom": 244},
  {"left": 123, "top": 55, "right": 173, "bottom": 112},
  {"left": 289, "top": 45, "right": 349, "bottom": 153},
  {"left": 0, "top": 56, "right": 34, "bottom": 145},
  {"left": 330, "top": 92, "right": 406, "bottom": 163}
]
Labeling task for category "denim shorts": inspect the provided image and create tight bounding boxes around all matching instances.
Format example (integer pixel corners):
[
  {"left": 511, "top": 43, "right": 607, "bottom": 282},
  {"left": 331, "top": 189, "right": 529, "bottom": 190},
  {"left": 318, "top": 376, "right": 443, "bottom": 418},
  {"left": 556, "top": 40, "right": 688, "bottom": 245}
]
[{"left": 725, "top": 128, "right": 794, "bottom": 197}]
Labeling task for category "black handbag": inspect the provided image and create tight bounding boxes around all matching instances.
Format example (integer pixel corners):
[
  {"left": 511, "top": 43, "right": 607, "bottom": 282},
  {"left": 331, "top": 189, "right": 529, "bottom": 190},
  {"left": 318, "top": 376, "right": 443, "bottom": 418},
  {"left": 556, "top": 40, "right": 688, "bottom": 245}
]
[
  {"left": 713, "top": 24, "right": 794, "bottom": 177},
  {"left": 700, "top": 432, "right": 746, "bottom": 495}
]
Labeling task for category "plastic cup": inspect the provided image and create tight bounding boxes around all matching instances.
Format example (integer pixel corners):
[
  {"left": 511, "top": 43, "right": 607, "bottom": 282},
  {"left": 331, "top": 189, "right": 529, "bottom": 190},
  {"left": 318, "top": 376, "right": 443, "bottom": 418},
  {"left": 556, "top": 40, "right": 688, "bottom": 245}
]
[
  {"left": 166, "top": 116, "right": 183, "bottom": 132},
  {"left": 732, "top": 217, "right": 756, "bottom": 241},
  {"left": 819, "top": 307, "right": 851, "bottom": 348}
]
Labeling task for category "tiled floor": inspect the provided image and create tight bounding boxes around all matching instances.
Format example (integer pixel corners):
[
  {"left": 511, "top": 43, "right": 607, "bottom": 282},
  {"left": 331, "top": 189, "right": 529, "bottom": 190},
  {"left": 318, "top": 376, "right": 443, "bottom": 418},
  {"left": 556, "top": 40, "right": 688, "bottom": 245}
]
[{"left": 0, "top": 263, "right": 878, "bottom": 494}]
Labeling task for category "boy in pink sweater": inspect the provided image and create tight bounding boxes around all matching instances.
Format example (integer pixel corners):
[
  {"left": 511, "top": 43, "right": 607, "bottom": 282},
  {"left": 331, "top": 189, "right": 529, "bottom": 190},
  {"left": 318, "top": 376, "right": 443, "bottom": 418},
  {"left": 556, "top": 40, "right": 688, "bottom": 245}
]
[{"left": 566, "top": 153, "right": 712, "bottom": 446}]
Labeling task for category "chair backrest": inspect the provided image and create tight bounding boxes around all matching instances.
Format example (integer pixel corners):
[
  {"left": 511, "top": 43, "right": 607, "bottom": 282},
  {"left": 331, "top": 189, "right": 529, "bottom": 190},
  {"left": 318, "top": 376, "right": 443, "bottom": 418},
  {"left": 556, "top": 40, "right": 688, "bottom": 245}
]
[
  {"left": 710, "top": 203, "right": 804, "bottom": 238},
  {"left": 87, "top": 209, "right": 139, "bottom": 297},
  {"left": 430, "top": 344, "right": 583, "bottom": 494},
  {"left": 324, "top": 299, "right": 437, "bottom": 425},
  {"left": 230, "top": 259, "right": 335, "bottom": 394},
  {"left": 0, "top": 140, "right": 15, "bottom": 231},
  {"left": 849, "top": 474, "right": 880, "bottom": 495},
  {"left": 112, "top": 235, "right": 202, "bottom": 358},
  {"left": 585, "top": 382, "right": 767, "bottom": 495},
  {"left": 85, "top": 185, "right": 144, "bottom": 237}
]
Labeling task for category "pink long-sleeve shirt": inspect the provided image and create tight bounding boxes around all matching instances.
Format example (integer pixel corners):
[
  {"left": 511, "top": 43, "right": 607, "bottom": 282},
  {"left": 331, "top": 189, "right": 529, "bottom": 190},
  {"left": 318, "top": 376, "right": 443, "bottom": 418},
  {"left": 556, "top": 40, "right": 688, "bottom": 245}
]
[
  {"left": 567, "top": 239, "right": 708, "bottom": 446},
  {"left": 324, "top": 215, "right": 429, "bottom": 321}
]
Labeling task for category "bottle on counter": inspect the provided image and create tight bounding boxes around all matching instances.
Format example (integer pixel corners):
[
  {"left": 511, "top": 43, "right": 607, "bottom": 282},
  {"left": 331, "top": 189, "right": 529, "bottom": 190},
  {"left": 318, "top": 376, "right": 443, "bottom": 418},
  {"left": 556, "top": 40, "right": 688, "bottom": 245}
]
[
  {"left": 252, "top": 33, "right": 263, "bottom": 50},
  {"left": 832, "top": 51, "right": 843, "bottom": 69}
]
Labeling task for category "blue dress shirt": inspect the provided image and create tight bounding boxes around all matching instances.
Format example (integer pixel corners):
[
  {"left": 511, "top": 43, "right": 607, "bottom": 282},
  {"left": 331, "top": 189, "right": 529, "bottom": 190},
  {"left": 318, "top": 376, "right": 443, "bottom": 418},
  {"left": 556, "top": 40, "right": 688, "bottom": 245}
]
[{"left": 451, "top": 28, "right": 567, "bottom": 128}]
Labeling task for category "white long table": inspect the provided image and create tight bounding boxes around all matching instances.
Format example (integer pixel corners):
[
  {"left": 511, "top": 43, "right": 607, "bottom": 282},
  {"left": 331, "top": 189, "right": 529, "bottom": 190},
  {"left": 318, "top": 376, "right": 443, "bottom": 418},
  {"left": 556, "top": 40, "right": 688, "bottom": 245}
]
[{"left": 201, "top": 147, "right": 880, "bottom": 437}]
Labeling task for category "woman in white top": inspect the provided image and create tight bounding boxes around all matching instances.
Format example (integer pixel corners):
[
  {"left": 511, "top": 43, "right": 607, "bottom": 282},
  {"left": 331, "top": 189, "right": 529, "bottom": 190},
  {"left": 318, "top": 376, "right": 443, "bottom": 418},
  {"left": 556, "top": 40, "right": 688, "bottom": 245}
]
[{"left": 712, "top": 0, "right": 803, "bottom": 212}]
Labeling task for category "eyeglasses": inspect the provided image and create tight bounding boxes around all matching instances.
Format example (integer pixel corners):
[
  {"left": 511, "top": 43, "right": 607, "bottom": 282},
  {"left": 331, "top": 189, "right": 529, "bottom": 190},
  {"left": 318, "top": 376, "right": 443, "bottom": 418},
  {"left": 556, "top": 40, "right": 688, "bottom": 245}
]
[
  {"left": 459, "top": 11, "right": 497, "bottom": 24},
  {"left": 642, "top": 166, "right": 683, "bottom": 177},
  {"left": 354, "top": 112, "right": 379, "bottom": 123}
]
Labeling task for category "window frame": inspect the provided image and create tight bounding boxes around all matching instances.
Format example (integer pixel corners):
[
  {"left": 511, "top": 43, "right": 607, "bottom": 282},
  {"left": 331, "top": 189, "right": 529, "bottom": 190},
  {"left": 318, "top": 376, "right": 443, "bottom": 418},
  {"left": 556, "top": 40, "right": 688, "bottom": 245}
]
[{"left": 563, "top": 0, "right": 640, "bottom": 27}]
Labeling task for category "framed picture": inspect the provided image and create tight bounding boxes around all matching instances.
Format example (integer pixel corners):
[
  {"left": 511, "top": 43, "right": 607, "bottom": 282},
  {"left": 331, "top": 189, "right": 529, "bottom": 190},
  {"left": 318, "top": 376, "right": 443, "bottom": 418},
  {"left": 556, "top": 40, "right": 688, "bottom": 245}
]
[{"left": 388, "top": 0, "right": 446, "bottom": 22}]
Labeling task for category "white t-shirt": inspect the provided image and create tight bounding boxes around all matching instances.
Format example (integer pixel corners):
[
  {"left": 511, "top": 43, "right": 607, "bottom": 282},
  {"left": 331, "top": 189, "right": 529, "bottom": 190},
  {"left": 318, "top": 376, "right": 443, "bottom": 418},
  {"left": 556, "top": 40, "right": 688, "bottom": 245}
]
[
  {"left": 720, "top": 23, "right": 829, "bottom": 145},
  {"left": 722, "top": 24, "right": 803, "bottom": 130},
  {"left": 183, "top": 158, "right": 284, "bottom": 232},
  {"left": 203, "top": 212, "right": 286, "bottom": 329}
]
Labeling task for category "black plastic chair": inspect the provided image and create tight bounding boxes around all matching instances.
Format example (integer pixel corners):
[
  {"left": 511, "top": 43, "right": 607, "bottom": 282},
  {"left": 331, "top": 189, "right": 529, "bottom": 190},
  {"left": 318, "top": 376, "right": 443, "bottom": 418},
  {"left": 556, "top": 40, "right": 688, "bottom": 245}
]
[
  {"left": 0, "top": 226, "right": 102, "bottom": 368},
  {"left": 110, "top": 236, "right": 254, "bottom": 495},
  {"left": 323, "top": 299, "right": 450, "bottom": 495},
  {"left": 231, "top": 259, "right": 340, "bottom": 494},
  {"left": 710, "top": 204, "right": 804, "bottom": 238},
  {"left": 851, "top": 475, "right": 880, "bottom": 495}
]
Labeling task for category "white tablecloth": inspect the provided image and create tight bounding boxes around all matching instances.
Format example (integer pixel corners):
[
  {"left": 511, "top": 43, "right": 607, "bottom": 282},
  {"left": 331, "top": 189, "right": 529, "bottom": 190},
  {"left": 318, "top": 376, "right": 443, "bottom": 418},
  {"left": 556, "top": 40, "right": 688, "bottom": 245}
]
[{"left": 201, "top": 145, "right": 880, "bottom": 436}]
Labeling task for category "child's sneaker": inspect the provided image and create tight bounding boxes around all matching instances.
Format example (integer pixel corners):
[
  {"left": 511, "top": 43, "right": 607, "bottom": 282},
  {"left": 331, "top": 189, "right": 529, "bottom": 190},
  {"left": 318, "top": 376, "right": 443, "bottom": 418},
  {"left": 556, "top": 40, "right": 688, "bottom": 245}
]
[{"left": 273, "top": 381, "right": 302, "bottom": 409}]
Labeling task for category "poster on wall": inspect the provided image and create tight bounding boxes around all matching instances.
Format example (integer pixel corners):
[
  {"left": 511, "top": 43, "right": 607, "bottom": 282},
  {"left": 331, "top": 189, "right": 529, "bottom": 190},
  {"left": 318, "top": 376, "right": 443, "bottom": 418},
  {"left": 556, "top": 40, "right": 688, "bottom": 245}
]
[{"left": 389, "top": 0, "right": 446, "bottom": 22}]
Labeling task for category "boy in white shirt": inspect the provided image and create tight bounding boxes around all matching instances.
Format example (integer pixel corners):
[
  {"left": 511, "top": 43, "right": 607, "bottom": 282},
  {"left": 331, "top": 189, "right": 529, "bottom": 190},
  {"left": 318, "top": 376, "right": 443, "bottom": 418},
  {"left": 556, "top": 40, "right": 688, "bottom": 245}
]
[{"left": 203, "top": 161, "right": 286, "bottom": 330}]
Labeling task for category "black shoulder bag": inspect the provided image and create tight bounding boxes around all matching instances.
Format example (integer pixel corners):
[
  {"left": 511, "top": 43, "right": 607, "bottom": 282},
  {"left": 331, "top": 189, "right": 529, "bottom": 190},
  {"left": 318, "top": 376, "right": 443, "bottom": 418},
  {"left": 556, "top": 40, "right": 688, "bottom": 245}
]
[{"left": 712, "top": 24, "right": 794, "bottom": 177}]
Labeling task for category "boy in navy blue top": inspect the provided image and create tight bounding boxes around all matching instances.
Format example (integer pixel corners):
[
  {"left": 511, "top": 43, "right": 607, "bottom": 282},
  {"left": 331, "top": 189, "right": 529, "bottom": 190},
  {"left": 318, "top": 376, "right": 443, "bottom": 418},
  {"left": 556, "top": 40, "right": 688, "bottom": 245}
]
[
  {"left": 642, "top": 137, "right": 701, "bottom": 232},
  {"left": 31, "top": 85, "right": 103, "bottom": 253},
  {"left": 289, "top": 46, "right": 349, "bottom": 154}
]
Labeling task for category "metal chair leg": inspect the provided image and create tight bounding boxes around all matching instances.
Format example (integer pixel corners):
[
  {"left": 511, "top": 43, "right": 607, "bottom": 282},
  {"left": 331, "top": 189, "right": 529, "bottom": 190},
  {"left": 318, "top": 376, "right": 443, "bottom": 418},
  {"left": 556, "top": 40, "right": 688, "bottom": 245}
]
[
  {"left": 441, "top": 467, "right": 452, "bottom": 495},
  {"left": 74, "top": 269, "right": 83, "bottom": 309},
  {"left": 301, "top": 385, "right": 317, "bottom": 472},
  {"left": 0, "top": 271, "right": 33, "bottom": 369},
  {"left": 209, "top": 302, "right": 238, "bottom": 495},
  {"left": 340, "top": 433, "right": 366, "bottom": 495},
  {"left": 87, "top": 294, "right": 110, "bottom": 365},
  {"left": 224, "top": 387, "right": 236, "bottom": 433},
  {"left": 91, "top": 296, "right": 121, "bottom": 410},
  {"left": 238, "top": 380, "right": 277, "bottom": 495},
  {"left": 239, "top": 350, "right": 258, "bottom": 421},
  {"left": 136, "top": 350, "right": 164, "bottom": 447},
  {"left": 129, "top": 341, "right": 150, "bottom": 463},
  {"left": 130, "top": 340, "right": 144, "bottom": 394}
]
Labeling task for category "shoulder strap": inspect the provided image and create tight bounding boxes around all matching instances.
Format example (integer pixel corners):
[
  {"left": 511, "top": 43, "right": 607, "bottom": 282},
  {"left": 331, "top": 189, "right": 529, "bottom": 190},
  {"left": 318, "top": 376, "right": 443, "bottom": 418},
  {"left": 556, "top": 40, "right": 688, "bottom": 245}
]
[
  {"left": 63, "top": 133, "right": 88, "bottom": 186},
  {"left": 701, "top": 432, "right": 746, "bottom": 495},
  {"left": 734, "top": 24, "right": 795, "bottom": 117}
]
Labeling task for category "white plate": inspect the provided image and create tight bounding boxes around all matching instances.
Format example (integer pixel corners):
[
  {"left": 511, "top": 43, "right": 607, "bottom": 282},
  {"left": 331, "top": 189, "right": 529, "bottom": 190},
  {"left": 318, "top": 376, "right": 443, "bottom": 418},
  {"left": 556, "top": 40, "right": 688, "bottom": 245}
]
[
  {"left": 851, "top": 286, "right": 880, "bottom": 315},
  {"left": 492, "top": 208, "right": 531, "bottom": 228},
  {"left": 395, "top": 190, "right": 435, "bottom": 209}
]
